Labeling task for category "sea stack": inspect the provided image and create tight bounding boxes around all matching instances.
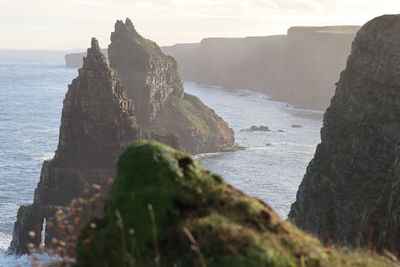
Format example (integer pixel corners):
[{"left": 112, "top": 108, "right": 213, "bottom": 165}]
[
  {"left": 108, "top": 18, "right": 235, "bottom": 154},
  {"left": 9, "top": 38, "right": 176, "bottom": 254},
  {"left": 289, "top": 15, "right": 400, "bottom": 252}
]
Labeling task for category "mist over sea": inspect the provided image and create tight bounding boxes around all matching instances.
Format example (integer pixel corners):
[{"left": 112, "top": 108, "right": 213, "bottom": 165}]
[{"left": 0, "top": 50, "right": 322, "bottom": 265}]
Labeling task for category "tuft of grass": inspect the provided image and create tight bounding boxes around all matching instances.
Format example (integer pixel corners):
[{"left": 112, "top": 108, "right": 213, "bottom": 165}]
[{"left": 73, "top": 141, "right": 400, "bottom": 267}]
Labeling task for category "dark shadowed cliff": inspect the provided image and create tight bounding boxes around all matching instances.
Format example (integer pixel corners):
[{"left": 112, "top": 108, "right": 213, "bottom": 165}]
[
  {"left": 108, "top": 19, "right": 235, "bottom": 154},
  {"left": 162, "top": 26, "right": 360, "bottom": 110},
  {"left": 9, "top": 38, "right": 178, "bottom": 255},
  {"left": 289, "top": 15, "right": 400, "bottom": 254},
  {"left": 75, "top": 141, "right": 396, "bottom": 267}
]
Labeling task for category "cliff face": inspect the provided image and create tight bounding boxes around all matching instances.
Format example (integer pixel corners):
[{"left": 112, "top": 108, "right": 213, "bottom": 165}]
[
  {"left": 9, "top": 38, "right": 178, "bottom": 255},
  {"left": 75, "top": 141, "right": 396, "bottom": 267},
  {"left": 289, "top": 15, "right": 400, "bottom": 251},
  {"left": 108, "top": 18, "right": 184, "bottom": 126},
  {"left": 108, "top": 19, "right": 235, "bottom": 154},
  {"left": 162, "top": 26, "right": 360, "bottom": 110}
]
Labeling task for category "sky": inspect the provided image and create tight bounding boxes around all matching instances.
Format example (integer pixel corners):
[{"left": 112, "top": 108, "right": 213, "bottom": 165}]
[{"left": 1, "top": 0, "right": 400, "bottom": 50}]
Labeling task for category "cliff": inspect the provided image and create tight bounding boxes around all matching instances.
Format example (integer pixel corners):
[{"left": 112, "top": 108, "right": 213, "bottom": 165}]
[
  {"left": 65, "top": 49, "right": 108, "bottom": 68},
  {"left": 108, "top": 19, "right": 235, "bottom": 153},
  {"left": 66, "top": 25, "right": 359, "bottom": 110},
  {"left": 9, "top": 38, "right": 178, "bottom": 255},
  {"left": 75, "top": 141, "right": 396, "bottom": 267},
  {"left": 289, "top": 15, "right": 400, "bottom": 253},
  {"left": 108, "top": 18, "right": 184, "bottom": 126},
  {"left": 162, "top": 26, "right": 360, "bottom": 110}
]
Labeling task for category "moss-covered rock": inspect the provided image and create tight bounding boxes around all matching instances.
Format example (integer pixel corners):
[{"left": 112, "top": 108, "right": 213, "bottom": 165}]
[
  {"left": 75, "top": 141, "right": 397, "bottom": 266},
  {"left": 151, "top": 94, "right": 235, "bottom": 153}
]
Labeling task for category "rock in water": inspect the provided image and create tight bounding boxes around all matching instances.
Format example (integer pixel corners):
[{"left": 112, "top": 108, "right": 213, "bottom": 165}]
[
  {"left": 75, "top": 141, "right": 395, "bottom": 267},
  {"left": 9, "top": 38, "right": 178, "bottom": 254},
  {"left": 289, "top": 15, "right": 400, "bottom": 252},
  {"left": 108, "top": 18, "right": 235, "bottom": 154}
]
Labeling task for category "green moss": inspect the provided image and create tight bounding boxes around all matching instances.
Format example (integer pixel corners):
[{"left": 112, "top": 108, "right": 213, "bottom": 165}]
[
  {"left": 153, "top": 93, "right": 231, "bottom": 140},
  {"left": 75, "top": 141, "right": 398, "bottom": 267}
]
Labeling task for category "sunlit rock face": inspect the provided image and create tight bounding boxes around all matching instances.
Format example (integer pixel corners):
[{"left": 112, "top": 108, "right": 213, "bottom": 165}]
[
  {"left": 108, "top": 18, "right": 235, "bottom": 154},
  {"left": 9, "top": 38, "right": 148, "bottom": 255},
  {"left": 289, "top": 15, "right": 400, "bottom": 253}
]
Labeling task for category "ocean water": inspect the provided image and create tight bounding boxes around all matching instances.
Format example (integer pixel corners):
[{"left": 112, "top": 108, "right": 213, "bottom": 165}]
[{"left": 0, "top": 50, "right": 322, "bottom": 265}]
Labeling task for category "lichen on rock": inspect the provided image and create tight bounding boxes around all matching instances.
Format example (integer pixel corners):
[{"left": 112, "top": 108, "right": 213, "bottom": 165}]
[{"left": 75, "top": 141, "right": 396, "bottom": 267}]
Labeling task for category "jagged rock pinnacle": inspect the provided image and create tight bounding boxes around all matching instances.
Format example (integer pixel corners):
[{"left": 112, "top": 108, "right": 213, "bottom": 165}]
[
  {"left": 83, "top": 38, "right": 107, "bottom": 70},
  {"left": 125, "top": 17, "right": 134, "bottom": 28},
  {"left": 90, "top": 37, "right": 100, "bottom": 51}
]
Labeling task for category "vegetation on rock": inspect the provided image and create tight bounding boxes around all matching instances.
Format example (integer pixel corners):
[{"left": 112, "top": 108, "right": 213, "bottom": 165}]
[{"left": 75, "top": 141, "right": 397, "bottom": 267}]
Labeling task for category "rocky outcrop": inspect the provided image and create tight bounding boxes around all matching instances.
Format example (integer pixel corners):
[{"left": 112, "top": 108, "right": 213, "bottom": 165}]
[
  {"left": 289, "top": 15, "right": 400, "bottom": 253},
  {"left": 162, "top": 26, "right": 360, "bottom": 110},
  {"left": 65, "top": 49, "right": 108, "bottom": 68},
  {"left": 75, "top": 141, "right": 396, "bottom": 267},
  {"left": 108, "top": 18, "right": 184, "bottom": 126},
  {"left": 240, "top": 125, "right": 270, "bottom": 132},
  {"left": 108, "top": 19, "right": 235, "bottom": 153},
  {"left": 9, "top": 38, "right": 178, "bottom": 255}
]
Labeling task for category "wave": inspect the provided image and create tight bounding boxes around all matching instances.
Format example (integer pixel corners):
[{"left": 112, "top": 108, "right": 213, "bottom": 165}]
[
  {"left": 33, "top": 152, "right": 54, "bottom": 162},
  {"left": 0, "top": 250, "right": 62, "bottom": 267}
]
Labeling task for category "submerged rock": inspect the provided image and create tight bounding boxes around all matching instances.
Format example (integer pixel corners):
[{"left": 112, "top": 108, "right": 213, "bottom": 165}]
[
  {"left": 241, "top": 125, "right": 270, "bottom": 132},
  {"left": 9, "top": 38, "right": 178, "bottom": 255},
  {"left": 289, "top": 15, "right": 400, "bottom": 253},
  {"left": 108, "top": 18, "right": 235, "bottom": 154},
  {"left": 75, "top": 141, "right": 396, "bottom": 267}
]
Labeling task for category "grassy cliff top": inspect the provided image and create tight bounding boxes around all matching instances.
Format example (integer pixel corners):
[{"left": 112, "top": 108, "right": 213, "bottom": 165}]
[{"left": 75, "top": 141, "right": 398, "bottom": 267}]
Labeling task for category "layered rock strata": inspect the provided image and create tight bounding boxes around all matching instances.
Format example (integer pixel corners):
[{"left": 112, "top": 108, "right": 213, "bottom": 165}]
[
  {"left": 108, "top": 19, "right": 235, "bottom": 153},
  {"left": 75, "top": 141, "right": 396, "bottom": 267},
  {"left": 289, "top": 15, "right": 400, "bottom": 253},
  {"left": 9, "top": 38, "right": 178, "bottom": 254}
]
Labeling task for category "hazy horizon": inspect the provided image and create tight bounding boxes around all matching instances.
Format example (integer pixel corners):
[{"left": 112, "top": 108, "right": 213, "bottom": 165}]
[{"left": 1, "top": 0, "right": 399, "bottom": 50}]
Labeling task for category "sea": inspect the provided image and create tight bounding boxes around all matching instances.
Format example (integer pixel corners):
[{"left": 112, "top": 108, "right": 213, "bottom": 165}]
[{"left": 0, "top": 50, "right": 322, "bottom": 266}]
